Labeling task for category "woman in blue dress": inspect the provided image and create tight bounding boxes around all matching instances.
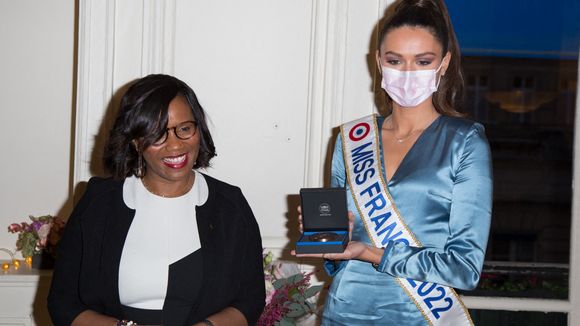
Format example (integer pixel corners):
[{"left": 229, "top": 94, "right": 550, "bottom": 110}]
[{"left": 295, "top": 0, "right": 492, "bottom": 325}]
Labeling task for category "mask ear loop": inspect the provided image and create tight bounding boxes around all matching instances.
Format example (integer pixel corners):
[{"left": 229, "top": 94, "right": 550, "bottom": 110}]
[
  {"left": 375, "top": 51, "right": 383, "bottom": 77},
  {"left": 435, "top": 72, "right": 443, "bottom": 89},
  {"left": 434, "top": 55, "right": 449, "bottom": 89}
]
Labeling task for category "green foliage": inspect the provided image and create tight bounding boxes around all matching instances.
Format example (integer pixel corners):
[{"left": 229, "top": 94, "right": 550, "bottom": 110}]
[
  {"left": 259, "top": 251, "right": 322, "bottom": 326},
  {"left": 16, "top": 232, "right": 37, "bottom": 258}
]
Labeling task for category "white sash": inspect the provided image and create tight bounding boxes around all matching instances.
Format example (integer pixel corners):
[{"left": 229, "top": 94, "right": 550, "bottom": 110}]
[{"left": 341, "top": 114, "right": 473, "bottom": 326}]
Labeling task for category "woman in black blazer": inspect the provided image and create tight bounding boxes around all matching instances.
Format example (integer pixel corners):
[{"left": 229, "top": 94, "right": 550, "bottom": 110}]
[{"left": 48, "top": 74, "right": 265, "bottom": 326}]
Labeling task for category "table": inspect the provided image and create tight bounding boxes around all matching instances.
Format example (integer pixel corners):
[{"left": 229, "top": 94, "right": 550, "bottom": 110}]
[{"left": 0, "top": 261, "right": 52, "bottom": 326}]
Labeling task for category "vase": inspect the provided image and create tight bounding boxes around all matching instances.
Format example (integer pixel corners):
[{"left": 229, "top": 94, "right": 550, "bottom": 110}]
[{"left": 31, "top": 252, "right": 55, "bottom": 269}]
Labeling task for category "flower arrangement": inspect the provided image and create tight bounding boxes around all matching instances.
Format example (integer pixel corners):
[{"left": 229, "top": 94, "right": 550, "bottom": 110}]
[
  {"left": 7, "top": 215, "right": 65, "bottom": 258},
  {"left": 258, "top": 251, "right": 323, "bottom": 326}
]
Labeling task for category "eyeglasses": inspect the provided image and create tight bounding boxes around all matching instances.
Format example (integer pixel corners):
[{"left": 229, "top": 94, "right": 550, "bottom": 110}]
[{"left": 152, "top": 121, "right": 198, "bottom": 146}]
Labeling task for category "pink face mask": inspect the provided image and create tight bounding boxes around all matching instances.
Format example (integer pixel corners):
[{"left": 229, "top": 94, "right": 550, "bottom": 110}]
[{"left": 380, "top": 62, "right": 443, "bottom": 107}]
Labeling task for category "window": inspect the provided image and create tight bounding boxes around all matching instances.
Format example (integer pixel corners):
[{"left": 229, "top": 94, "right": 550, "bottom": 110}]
[{"left": 447, "top": 0, "right": 580, "bottom": 323}]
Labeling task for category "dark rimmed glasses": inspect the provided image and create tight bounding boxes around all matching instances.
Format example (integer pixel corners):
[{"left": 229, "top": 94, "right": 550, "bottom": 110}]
[{"left": 152, "top": 120, "right": 198, "bottom": 146}]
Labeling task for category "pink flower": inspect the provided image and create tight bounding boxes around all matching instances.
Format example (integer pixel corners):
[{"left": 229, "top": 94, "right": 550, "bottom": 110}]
[
  {"left": 265, "top": 288, "right": 275, "bottom": 304},
  {"left": 36, "top": 223, "right": 52, "bottom": 246},
  {"left": 8, "top": 223, "right": 21, "bottom": 233}
]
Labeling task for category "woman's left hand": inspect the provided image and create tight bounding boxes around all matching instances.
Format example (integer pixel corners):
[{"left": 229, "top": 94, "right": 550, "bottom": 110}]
[{"left": 291, "top": 240, "right": 369, "bottom": 260}]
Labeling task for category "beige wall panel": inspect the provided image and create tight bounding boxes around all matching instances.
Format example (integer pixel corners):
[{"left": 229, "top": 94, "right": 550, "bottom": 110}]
[
  {"left": 0, "top": 1, "right": 74, "bottom": 252},
  {"left": 173, "top": 0, "right": 312, "bottom": 245}
]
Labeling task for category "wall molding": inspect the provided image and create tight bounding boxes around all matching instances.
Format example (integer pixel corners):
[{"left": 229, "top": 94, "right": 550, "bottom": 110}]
[
  {"left": 74, "top": 0, "right": 116, "bottom": 185},
  {"left": 567, "top": 50, "right": 580, "bottom": 322},
  {"left": 141, "top": 0, "right": 176, "bottom": 75},
  {"left": 75, "top": 0, "right": 177, "bottom": 185},
  {"left": 303, "top": 0, "right": 349, "bottom": 187}
]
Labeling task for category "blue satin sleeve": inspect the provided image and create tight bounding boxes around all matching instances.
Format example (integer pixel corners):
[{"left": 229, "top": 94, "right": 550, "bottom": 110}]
[
  {"left": 330, "top": 138, "right": 347, "bottom": 189},
  {"left": 377, "top": 123, "right": 493, "bottom": 290}
]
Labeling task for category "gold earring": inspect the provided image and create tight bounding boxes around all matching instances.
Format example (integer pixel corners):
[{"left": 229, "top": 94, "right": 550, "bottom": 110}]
[{"left": 132, "top": 140, "right": 145, "bottom": 178}]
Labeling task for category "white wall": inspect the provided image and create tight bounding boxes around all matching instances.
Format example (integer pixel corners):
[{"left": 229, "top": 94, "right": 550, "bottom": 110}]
[
  {"left": 175, "top": 0, "right": 312, "bottom": 245},
  {"left": 0, "top": 1, "right": 75, "bottom": 255}
]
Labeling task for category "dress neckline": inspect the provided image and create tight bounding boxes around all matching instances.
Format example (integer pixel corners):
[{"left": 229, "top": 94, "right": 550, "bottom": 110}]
[{"left": 379, "top": 115, "right": 443, "bottom": 184}]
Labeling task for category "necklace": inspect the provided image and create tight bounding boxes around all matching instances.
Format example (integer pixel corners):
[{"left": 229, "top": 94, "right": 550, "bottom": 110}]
[
  {"left": 141, "top": 171, "right": 194, "bottom": 198},
  {"left": 383, "top": 115, "right": 438, "bottom": 144},
  {"left": 393, "top": 130, "right": 423, "bottom": 143}
]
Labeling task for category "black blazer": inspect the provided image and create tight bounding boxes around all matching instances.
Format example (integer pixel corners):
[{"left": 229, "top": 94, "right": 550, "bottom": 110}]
[{"left": 47, "top": 174, "right": 265, "bottom": 325}]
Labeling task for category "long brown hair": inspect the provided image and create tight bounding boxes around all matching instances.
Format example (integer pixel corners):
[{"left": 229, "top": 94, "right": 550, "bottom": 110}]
[{"left": 378, "top": 0, "right": 464, "bottom": 116}]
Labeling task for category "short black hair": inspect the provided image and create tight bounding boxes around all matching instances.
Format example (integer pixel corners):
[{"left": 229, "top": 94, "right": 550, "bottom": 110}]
[{"left": 103, "top": 74, "right": 216, "bottom": 179}]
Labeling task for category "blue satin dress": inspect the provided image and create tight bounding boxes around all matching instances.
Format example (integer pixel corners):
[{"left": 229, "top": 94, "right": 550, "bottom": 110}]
[{"left": 322, "top": 115, "right": 493, "bottom": 325}]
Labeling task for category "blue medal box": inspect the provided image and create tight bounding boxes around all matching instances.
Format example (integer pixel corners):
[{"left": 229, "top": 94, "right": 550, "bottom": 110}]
[{"left": 296, "top": 187, "right": 349, "bottom": 254}]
